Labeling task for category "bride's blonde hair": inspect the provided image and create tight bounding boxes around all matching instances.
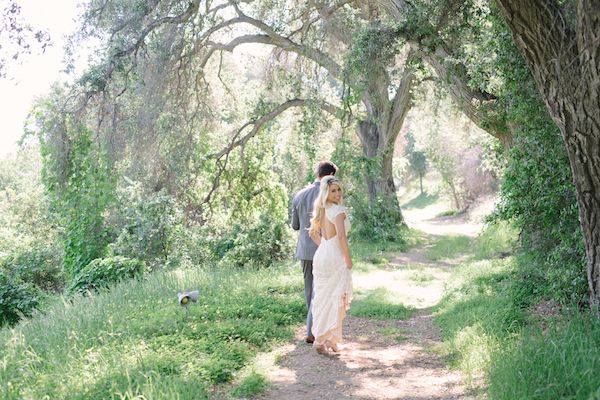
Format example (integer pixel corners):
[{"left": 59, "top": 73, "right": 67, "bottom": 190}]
[{"left": 309, "top": 175, "right": 342, "bottom": 237}]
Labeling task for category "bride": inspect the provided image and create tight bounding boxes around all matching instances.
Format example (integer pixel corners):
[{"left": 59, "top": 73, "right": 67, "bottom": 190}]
[{"left": 308, "top": 175, "right": 353, "bottom": 354}]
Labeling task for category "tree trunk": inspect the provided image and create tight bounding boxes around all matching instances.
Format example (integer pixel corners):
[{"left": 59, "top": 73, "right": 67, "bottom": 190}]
[
  {"left": 419, "top": 174, "right": 423, "bottom": 194},
  {"left": 496, "top": 0, "right": 600, "bottom": 310},
  {"left": 354, "top": 58, "right": 415, "bottom": 228},
  {"left": 356, "top": 119, "right": 404, "bottom": 224}
]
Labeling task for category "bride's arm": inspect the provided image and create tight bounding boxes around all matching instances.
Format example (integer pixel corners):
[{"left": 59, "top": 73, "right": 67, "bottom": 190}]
[
  {"left": 334, "top": 213, "right": 352, "bottom": 269},
  {"left": 309, "top": 229, "right": 321, "bottom": 246}
]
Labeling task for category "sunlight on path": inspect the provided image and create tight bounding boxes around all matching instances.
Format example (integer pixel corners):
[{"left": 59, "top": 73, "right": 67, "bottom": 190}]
[
  {"left": 402, "top": 194, "right": 497, "bottom": 238},
  {"left": 253, "top": 210, "right": 484, "bottom": 400},
  {"left": 256, "top": 317, "right": 471, "bottom": 400},
  {"left": 353, "top": 268, "right": 448, "bottom": 309}
]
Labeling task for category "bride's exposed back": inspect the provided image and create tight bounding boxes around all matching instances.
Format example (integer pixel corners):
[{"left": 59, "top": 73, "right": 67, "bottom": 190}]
[{"left": 308, "top": 175, "right": 353, "bottom": 354}]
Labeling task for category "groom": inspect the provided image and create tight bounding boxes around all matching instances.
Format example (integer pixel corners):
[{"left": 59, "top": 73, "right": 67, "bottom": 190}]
[{"left": 291, "top": 160, "right": 338, "bottom": 343}]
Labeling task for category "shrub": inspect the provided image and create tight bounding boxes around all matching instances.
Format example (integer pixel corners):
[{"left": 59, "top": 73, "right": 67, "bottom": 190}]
[
  {"left": 0, "top": 244, "right": 65, "bottom": 292},
  {"left": 484, "top": 12, "right": 587, "bottom": 307},
  {"left": 220, "top": 214, "right": 295, "bottom": 268},
  {"left": 67, "top": 256, "right": 146, "bottom": 295},
  {"left": 350, "top": 194, "right": 408, "bottom": 243},
  {"left": 0, "top": 271, "right": 41, "bottom": 327},
  {"left": 110, "top": 186, "right": 180, "bottom": 267}
]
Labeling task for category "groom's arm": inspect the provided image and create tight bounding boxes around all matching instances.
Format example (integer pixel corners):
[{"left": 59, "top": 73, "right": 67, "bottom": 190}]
[{"left": 291, "top": 196, "right": 300, "bottom": 231}]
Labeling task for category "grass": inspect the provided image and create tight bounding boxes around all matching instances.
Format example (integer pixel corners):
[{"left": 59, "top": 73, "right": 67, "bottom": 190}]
[
  {"left": 351, "top": 235, "right": 420, "bottom": 273},
  {"left": 409, "top": 270, "right": 436, "bottom": 285},
  {"left": 425, "top": 235, "right": 472, "bottom": 261},
  {"left": 0, "top": 262, "right": 304, "bottom": 399},
  {"left": 231, "top": 371, "right": 269, "bottom": 398},
  {"left": 472, "top": 221, "right": 518, "bottom": 260},
  {"left": 435, "top": 209, "right": 461, "bottom": 218},
  {"left": 378, "top": 326, "right": 408, "bottom": 342},
  {"left": 434, "top": 258, "right": 521, "bottom": 388},
  {"left": 350, "top": 288, "right": 414, "bottom": 320},
  {"left": 401, "top": 192, "right": 440, "bottom": 210},
  {"left": 488, "top": 314, "right": 600, "bottom": 400},
  {"left": 433, "top": 224, "right": 600, "bottom": 399},
  {"left": 0, "top": 234, "right": 421, "bottom": 399}
]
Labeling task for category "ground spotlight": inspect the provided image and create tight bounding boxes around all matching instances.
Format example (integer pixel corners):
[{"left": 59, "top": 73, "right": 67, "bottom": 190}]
[{"left": 177, "top": 290, "right": 199, "bottom": 308}]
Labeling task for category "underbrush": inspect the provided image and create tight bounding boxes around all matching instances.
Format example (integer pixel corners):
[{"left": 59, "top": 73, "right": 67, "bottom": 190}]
[
  {"left": 0, "top": 262, "right": 304, "bottom": 399},
  {"left": 435, "top": 225, "right": 600, "bottom": 399},
  {"left": 488, "top": 313, "right": 600, "bottom": 400},
  {"left": 435, "top": 258, "right": 523, "bottom": 388}
]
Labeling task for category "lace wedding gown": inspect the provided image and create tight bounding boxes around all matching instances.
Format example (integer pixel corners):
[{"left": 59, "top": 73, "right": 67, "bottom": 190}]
[{"left": 311, "top": 204, "right": 353, "bottom": 350}]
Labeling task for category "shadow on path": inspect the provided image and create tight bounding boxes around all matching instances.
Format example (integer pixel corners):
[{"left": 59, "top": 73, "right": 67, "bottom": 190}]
[{"left": 257, "top": 313, "right": 474, "bottom": 400}]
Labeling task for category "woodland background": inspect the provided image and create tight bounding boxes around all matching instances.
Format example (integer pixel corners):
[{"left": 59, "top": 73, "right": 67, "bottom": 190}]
[{"left": 1, "top": 0, "right": 599, "bottom": 399}]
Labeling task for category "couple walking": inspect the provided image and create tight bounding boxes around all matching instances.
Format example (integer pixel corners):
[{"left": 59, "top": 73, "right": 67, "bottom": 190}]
[{"left": 291, "top": 161, "right": 353, "bottom": 354}]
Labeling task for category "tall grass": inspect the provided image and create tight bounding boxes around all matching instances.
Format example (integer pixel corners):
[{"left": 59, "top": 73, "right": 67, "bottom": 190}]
[
  {"left": 434, "top": 257, "right": 522, "bottom": 387},
  {"left": 435, "top": 223, "right": 600, "bottom": 399},
  {"left": 0, "top": 263, "right": 304, "bottom": 399},
  {"left": 488, "top": 314, "right": 600, "bottom": 400},
  {"left": 472, "top": 221, "right": 518, "bottom": 260}
]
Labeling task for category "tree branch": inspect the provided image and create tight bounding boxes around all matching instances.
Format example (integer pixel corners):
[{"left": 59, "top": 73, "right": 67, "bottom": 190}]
[{"left": 201, "top": 97, "right": 344, "bottom": 207}]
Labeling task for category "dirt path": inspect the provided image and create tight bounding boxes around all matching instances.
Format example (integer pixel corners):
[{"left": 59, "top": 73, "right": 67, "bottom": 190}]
[
  {"left": 251, "top": 198, "right": 492, "bottom": 399},
  {"left": 255, "top": 312, "right": 470, "bottom": 399},
  {"left": 255, "top": 249, "right": 481, "bottom": 396}
]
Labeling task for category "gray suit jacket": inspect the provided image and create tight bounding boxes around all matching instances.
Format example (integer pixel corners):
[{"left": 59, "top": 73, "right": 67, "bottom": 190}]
[{"left": 291, "top": 180, "right": 320, "bottom": 260}]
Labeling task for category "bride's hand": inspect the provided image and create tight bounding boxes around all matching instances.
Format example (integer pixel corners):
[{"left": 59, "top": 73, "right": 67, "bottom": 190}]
[{"left": 346, "top": 260, "right": 353, "bottom": 270}]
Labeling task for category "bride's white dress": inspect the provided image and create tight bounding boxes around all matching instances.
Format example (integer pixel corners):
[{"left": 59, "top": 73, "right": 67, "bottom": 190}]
[{"left": 311, "top": 204, "right": 353, "bottom": 349}]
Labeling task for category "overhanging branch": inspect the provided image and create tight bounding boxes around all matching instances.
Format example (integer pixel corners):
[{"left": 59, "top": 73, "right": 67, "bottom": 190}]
[{"left": 200, "top": 97, "right": 344, "bottom": 208}]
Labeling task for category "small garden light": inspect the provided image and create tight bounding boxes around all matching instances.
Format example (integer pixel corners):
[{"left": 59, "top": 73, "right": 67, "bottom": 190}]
[{"left": 177, "top": 290, "right": 199, "bottom": 308}]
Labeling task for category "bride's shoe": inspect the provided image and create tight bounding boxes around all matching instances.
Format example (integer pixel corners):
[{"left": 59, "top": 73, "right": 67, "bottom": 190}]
[
  {"left": 315, "top": 344, "right": 328, "bottom": 355},
  {"left": 325, "top": 340, "right": 339, "bottom": 352}
]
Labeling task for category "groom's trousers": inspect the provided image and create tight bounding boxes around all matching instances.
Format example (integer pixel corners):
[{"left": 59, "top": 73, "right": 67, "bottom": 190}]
[{"left": 301, "top": 260, "right": 314, "bottom": 337}]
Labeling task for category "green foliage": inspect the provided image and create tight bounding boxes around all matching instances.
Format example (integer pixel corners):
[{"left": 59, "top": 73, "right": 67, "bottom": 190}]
[
  {"left": 0, "top": 244, "right": 65, "bottom": 293},
  {"left": 59, "top": 128, "right": 113, "bottom": 277},
  {"left": 350, "top": 288, "right": 414, "bottom": 320},
  {"left": 232, "top": 372, "right": 269, "bottom": 398},
  {"left": 448, "top": 3, "right": 587, "bottom": 305},
  {"left": 488, "top": 314, "right": 600, "bottom": 400},
  {"left": 486, "top": 19, "right": 585, "bottom": 305},
  {"left": 220, "top": 214, "right": 295, "bottom": 269},
  {"left": 110, "top": 183, "right": 181, "bottom": 267},
  {"left": 405, "top": 132, "right": 428, "bottom": 188},
  {"left": 0, "top": 146, "right": 57, "bottom": 253},
  {"left": 351, "top": 194, "right": 409, "bottom": 242},
  {"left": 343, "top": 22, "right": 403, "bottom": 105},
  {"left": 0, "top": 261, "right": 304, "bottom": 398},
  {"left": 425, "top": 235, "right": 471, "bottom": 261},
  {"left": 67, "top": 256, "right": 146, "bottom": 295},
  {"left": 0, "top": 271, "right": 41, "bottom": 327},
  {"left": 31, "top": 103, "right": 114, "bottom": 278},
  {"left": 332, "top": 133, "right": 408, "bottom": 243}
]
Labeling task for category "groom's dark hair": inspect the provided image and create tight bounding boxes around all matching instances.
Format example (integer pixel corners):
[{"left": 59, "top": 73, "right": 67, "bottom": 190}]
[{"left": 316, "top": 161, "right": 338, "bottom": 178}]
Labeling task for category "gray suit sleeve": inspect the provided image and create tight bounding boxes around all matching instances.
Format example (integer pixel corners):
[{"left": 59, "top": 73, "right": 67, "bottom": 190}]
[{"left": 291, "top": 197, "right": 300, "bottom": 230}]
